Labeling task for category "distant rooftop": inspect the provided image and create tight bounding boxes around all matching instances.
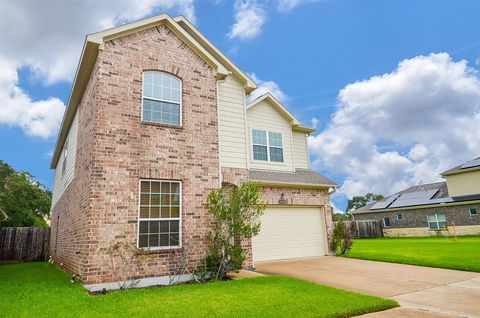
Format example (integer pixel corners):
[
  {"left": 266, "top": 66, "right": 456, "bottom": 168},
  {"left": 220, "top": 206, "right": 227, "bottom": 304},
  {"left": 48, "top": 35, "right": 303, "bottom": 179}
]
[
  {"left": 352, "top": 181, "right": 480, "bottom": 214},
  {"left": 354, "top": 156, "right": 480, "bottom": 214},
  {"left": 441, "top": 156, "right": 480, "bottom": 176}
]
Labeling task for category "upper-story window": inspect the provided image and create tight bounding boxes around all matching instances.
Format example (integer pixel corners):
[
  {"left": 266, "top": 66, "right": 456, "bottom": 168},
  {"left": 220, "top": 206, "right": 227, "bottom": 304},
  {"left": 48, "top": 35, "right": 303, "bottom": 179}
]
[
  {"left": 142, "top": 71, "right": 181, "bottom": 126},
  {"left": 252, "top": 129, "right": 284, "bottom": 163}
]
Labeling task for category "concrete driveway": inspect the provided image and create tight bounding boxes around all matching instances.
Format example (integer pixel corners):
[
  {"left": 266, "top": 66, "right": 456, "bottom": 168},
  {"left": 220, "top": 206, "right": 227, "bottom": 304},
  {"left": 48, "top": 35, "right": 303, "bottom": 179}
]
[{"left": 255, "top": 257, "right": 480, "bottom": 318}]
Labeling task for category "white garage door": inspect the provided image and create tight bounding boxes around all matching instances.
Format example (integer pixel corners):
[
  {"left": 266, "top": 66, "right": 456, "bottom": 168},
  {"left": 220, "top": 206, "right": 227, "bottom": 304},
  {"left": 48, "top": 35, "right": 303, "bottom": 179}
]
[{"left": 252, "top": 207, "right": 327, "bottom": 263}]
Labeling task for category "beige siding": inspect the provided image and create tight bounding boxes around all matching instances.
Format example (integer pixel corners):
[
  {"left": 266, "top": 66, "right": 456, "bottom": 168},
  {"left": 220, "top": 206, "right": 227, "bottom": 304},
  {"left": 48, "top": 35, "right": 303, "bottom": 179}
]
[
  {"left": 247, "top": 100, "right": 294, "bottom": 172},
  {"left": 218, "top": 76, "right": 248, "bottom": 169},
  {"left": 445, "top": 170, "right": 480, "bottom": 197},
  {"left": 51, "top": 109, "right": 79, "bottom": 208},
  {"left": 292, "top": 131, "right": 309, "bottom": 169}
]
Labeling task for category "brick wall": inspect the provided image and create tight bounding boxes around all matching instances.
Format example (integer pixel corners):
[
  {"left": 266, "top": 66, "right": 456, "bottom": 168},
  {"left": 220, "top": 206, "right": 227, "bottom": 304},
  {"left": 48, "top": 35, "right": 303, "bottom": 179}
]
[
  {"left": 52, "top": 23, "right": 220, "bottom": 285},
  {"left": 50, "top": 61, "right": 99, "bottom": 277}
]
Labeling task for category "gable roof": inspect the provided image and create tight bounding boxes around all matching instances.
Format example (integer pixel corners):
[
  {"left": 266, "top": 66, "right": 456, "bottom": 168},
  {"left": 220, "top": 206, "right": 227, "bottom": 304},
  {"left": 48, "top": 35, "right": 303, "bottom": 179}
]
[
  {"left": 352, "top": 181, "right": 480, "bottom": 214},
  {"left": 246, "top": 93, "right": 316, "bottom": 133},
  {"left": 51, "top": 13, "right": 258, "bottom": 169},
  {"left": 173, "top": 16, "right": 257, "bottom": 94},
  {"left": 441, "top": 156, "right": 480, "bottom": 176}
]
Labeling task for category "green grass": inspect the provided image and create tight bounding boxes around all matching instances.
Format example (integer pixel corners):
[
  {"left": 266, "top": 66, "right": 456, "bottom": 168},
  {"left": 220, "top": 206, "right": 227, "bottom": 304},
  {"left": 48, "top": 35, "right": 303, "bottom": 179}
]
[
  {"left": 0, "top": 262, "right": 397, "bottom": 318},
  {"left": 347, "top": 235, "right": 480, "bottom": 272}
]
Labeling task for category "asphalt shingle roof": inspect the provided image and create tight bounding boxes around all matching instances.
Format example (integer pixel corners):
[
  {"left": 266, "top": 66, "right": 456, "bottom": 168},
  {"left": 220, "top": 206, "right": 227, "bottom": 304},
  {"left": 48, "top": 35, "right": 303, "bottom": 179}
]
[
  {"left": 441, "top": 156, "right": 480, "bottom": 175},
  {"left": 249, "top": 169, "right": 337, "bottom": 187}
]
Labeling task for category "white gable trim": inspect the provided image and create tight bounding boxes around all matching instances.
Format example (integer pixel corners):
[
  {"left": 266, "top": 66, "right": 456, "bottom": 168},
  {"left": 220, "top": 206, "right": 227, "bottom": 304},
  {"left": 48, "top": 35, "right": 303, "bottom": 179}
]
[{"left": 247, "top": 93, "right": 316, "bottom": 133}]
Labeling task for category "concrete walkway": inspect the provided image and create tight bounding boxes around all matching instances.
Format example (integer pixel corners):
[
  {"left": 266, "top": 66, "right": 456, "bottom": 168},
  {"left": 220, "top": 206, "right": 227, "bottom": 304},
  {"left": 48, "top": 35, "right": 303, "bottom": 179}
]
[{"left": 255, "top": 257, "right": 480, "bottom": 318}]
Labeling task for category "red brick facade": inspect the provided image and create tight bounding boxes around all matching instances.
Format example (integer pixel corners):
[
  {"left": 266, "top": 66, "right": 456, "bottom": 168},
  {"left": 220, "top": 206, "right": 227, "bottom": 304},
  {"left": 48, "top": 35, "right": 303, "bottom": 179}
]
[
  {"left": 50, "top": 23, "right": 334, "bottom": 285},
  {"left": 51, "top": 24, "right": 220, "bottom": 284}
]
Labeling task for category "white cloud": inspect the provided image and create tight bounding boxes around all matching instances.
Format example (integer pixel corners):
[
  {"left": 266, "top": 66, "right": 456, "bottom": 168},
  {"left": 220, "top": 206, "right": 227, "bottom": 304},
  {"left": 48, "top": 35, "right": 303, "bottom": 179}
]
[
  {"left": 247, "top": 73, "right": 289, "bottom": 103},
  {"left": 309, "top": 53, "right": 480, "bottom": 198},
  {"left": 330, "top": 201, "right": 343, "bottom": 214},
  {"left": 311, "top": 117, "right": 320, "bottom": 129},
  {"left": 277, "top": 0, "right": 319, "bottom": 12},
  {"left": 228, "top": 0, "right": 266, "bottom": 41},
  {"left": 0, "top": 57, "right": 65, "bottom": 139},
  {"left": 0, "top": 0, "right": 196, "bottom": 138},
  {"left": 0, "top": 0, "right": 196, "bottom": 83}
]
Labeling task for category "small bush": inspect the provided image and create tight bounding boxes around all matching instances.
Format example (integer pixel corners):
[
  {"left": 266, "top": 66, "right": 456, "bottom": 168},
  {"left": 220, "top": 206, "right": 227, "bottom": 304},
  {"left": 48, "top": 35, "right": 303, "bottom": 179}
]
[
  {"left": 330, "top": 220, "right": 354, "bottom": 256},
  {"left": 105, "top": 241, "right": 149, "bottom": 290},
  {"left": 202, "top": 183, "right": 266, "bottom": 280}
]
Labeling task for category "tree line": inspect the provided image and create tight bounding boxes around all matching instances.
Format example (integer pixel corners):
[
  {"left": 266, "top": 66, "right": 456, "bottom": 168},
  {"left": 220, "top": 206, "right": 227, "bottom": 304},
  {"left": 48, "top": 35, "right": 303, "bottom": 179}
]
[{"left": 0, "top": 160, "right": 51, "bottom": 227}]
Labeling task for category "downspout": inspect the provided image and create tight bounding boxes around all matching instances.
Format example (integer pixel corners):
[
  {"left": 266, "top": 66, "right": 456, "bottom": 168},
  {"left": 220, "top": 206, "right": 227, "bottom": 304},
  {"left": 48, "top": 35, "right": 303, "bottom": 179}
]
[{"left": 216, "top": 78, "right": 226, "bottom": 188}]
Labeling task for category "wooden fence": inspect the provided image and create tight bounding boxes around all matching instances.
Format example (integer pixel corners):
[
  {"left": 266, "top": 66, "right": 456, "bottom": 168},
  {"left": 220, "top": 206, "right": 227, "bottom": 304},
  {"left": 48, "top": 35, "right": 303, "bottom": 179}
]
[
  {"left": 0, "top": 227, "right": 50, "bottom": 262},
  {"left": 337, "top": 220, "right": 384, "bottom": 239}
]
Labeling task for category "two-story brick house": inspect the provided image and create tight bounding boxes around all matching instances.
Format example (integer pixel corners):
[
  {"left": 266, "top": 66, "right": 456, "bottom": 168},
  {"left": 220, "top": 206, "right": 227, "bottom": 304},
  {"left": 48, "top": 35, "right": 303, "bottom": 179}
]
[{"left": 49, "top": 14, "right": 337, "bottom": 290}]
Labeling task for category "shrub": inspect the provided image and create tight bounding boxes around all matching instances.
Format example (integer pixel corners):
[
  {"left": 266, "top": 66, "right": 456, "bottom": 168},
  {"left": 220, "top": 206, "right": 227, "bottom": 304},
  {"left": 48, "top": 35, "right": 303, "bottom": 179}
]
[
  {"left": 202, "top": 183, "right": 266, "bottom": 280},
  {"left": 330, "top": 220, "right": 354, "bottom": 256},
  {"left": 105, "top": 241, "right": 149, "bottom": 290}
]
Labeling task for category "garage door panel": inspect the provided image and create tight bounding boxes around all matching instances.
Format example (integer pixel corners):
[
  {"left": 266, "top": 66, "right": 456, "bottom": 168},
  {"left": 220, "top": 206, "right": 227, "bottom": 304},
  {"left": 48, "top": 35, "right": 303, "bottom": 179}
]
[{"left": 252, "top": 207, "right": 327, "bottom": 263}]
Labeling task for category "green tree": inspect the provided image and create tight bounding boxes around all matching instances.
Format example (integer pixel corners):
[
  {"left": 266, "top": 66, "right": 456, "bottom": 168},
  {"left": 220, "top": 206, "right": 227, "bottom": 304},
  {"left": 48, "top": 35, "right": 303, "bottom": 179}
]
[
  {"left": 0, "top": 160, "right": 51, "bottom": 227},
  {"left": 204, "top": 183, "right": 266, "bottom": 280},
  {"left": 332, "top": 212, "right": 351, "bottom": 222},
  {"left": 346, "top": 193, "right": 384, "bottom": 214}
]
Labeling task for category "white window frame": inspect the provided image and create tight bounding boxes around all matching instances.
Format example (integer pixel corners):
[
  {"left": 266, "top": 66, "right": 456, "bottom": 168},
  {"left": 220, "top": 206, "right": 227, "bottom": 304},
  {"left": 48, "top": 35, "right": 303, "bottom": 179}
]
[
  {"left": 141, "top": 71, "right": 182, "bottom": 126},
  {"left": 396, "top": 213, "right": 403, "bottom": 220},
  {"left": 469, "top": 208, "right": 478, "bottom": 216},
  {"left": 137, "top": 179, "right": 182, "bottom": 250},
  {"left": 251, "top": 129, "right": 284, "bottom": 163},
  {"left": 427, "top": 213, "right": 447, "bottom": 230},
  {"left": 61, "top": 138, "right": 68, "bottom": 177},
  {"left": 383, "top": 217, "right": 391, "bottom": 227}
]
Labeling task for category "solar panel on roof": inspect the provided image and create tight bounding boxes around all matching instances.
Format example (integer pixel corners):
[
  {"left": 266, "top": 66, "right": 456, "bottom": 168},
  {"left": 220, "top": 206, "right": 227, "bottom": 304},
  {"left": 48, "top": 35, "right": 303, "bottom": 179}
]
[
  {"left": 370, "top": 194, "right": 400, "bottom": 210},
  {"left": 389, "top": 189, "right": 440, "bottom": 208}
]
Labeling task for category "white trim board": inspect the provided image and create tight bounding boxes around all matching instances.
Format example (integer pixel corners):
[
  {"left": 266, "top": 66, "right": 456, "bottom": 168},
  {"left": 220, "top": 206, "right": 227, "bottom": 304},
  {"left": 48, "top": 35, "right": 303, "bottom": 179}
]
[{"left": 84, "top": 274, "right": 193, "bottom": 292}]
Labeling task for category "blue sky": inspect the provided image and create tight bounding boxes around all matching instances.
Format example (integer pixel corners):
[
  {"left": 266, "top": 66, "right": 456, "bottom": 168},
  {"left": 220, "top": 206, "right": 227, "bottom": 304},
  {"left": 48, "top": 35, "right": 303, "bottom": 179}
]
[{"left": 1, "top": 0, "right": 480, "bottom": 212}]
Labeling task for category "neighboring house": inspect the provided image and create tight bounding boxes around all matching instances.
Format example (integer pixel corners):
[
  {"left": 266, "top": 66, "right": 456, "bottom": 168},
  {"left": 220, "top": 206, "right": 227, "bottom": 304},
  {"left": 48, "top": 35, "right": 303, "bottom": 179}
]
[
  {"left": 353, "top": 157, "right": 480, "bottom": 237},
  {"left": 49, "top": 13, "right": 337, "bottom": 290}
]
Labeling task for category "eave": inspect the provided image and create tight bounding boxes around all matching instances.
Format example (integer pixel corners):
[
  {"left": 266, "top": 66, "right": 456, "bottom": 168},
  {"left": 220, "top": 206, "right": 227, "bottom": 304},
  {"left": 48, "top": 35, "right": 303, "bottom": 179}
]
[
  {"left": 352, "top": 199, "right": 480, "bottom": 214},
  {"left": 440, "top": 165, "right": 480, "bottom": 177},
  {"left": 173, "top": 16, "right": 257, "bottom": 94}
]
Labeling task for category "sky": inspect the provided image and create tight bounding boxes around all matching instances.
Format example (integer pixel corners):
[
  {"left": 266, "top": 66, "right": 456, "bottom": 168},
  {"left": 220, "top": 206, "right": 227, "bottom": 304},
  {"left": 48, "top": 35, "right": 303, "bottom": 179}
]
[{"left": 0, "top": 0, "right": 480, "bottom": 213}]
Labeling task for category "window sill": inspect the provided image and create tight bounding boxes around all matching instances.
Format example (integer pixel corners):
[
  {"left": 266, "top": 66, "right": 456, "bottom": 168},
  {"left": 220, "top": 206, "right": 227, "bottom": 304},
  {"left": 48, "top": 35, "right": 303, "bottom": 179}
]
[
  {"left": 141, "top": 246, "right": 182, "bottom": 254},
  {"left": 251, "top": 160, "right": 287, "bottom": 166},
  {"left": 141, "top": 121, "right": 183, "bottom": 130}
]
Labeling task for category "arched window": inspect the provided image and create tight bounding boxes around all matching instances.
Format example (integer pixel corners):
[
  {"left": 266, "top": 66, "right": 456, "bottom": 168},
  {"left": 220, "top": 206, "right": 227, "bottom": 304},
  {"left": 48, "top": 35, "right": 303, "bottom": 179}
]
[{"left": 142, "top": 71, "right": 182, "bottom": 126}]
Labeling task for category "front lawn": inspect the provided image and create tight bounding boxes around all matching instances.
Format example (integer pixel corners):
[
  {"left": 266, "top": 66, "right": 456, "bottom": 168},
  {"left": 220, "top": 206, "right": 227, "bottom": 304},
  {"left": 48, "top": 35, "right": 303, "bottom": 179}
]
[
  {"left": 0, "top": 263, "right": 396, "bottom": 318},
  {"left": 347, "top": 235, "right": 480, "bottom": 272}
]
